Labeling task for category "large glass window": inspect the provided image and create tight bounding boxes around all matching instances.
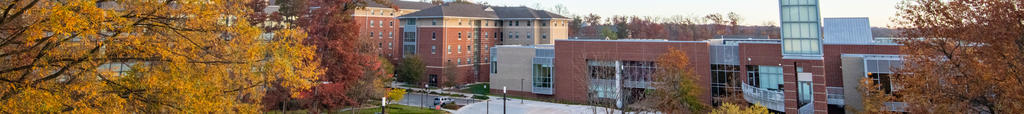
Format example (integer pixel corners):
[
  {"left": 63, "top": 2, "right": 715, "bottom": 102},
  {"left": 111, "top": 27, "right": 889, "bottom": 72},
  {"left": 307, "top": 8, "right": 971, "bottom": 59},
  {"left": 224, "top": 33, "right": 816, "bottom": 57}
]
[
  {"left": 533, "top": 64, "right": 552, "bottom": 88},
  {"left": 753, "top": 66, "right": 784, "bottom": 91},
  {"left": 587, "top": 60, "right": 616, "bottom": 80},
  {"left": 622, "top": 61, "right": 655, "bottom": 82},
  {"left": 711, "top": 64, "right": 741, "bottom": 105}
]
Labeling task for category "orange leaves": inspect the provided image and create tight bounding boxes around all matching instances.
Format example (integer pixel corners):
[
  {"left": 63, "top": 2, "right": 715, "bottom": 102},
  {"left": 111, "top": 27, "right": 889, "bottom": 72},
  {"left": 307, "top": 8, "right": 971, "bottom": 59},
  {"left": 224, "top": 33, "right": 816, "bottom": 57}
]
[
  {"left": 1, "top": 0, "right": 322, "bottom": 113},
  {"left": 893, "top": 0, "right": 1024, "bottom": 113}
]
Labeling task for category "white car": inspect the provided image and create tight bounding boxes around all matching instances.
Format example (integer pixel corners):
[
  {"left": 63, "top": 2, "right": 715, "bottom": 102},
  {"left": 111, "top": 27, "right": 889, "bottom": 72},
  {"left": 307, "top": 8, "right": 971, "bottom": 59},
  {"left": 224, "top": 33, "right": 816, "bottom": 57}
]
[{"left": 433, "top": 97, "right": 455, "bottom": 105}]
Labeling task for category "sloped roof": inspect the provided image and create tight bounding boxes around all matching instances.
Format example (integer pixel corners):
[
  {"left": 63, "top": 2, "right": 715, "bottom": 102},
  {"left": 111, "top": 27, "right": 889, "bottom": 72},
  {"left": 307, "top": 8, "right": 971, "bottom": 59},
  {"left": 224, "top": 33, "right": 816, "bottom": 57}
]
[
  {"left": 492, "top": 6, "right": 566, "bottom": 19},
  {"left": 366, "top": 0, "right": 436, "bottom": 10},
  {"left": 398, "top": 3, "right": 568, "bottom": 19},
  {"left": 398, "top": 2, "right": 498, "bottom": 18}
]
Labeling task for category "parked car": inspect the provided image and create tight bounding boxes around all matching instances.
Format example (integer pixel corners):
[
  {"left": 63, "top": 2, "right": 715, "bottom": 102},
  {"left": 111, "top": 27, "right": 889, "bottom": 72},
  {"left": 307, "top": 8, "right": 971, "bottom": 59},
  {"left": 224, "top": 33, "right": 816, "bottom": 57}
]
[{"left": 433, "top": 97, "right": 455, "bottom": 105}]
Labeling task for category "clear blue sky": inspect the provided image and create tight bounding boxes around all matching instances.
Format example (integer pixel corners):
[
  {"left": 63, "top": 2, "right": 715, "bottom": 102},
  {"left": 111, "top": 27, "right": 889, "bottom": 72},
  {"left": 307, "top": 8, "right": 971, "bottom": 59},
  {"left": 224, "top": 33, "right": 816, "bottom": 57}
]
[{"left": 433, "top": 0, "right": 901, "bottom": 27}]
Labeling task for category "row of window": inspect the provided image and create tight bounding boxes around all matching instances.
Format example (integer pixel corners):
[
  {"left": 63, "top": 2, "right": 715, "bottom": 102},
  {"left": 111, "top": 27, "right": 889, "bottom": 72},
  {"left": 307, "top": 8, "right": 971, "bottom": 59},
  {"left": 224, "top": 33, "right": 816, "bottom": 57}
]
[
  {"left": 431, "top": 45, "right": 483, "bottom": 54},
  {"left": 368, "top": 31, "right": 394, "bottom": 38},
  {"left": 368, "top": 20, "right": 395, "bottom": 28},
  {"left": 422, "top": 19, "right": 568, "bottom": 27},
  {"left": 368, "top": 9, "right": 396, "bottom": 16}
]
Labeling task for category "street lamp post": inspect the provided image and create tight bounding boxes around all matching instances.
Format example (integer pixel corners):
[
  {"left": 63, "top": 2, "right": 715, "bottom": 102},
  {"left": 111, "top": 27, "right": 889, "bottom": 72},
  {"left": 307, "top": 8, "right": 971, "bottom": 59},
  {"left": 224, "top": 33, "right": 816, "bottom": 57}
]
[
  {"left": 485, "top": 85, "right": 489, "bottom": 114},
  {"left": 382, "top": 97, "right": 387, "bottom": 114},
  {"left": 423, "top": 84, "right": 427, "bottom": 109},
  {"left": 520, "top": 79, "right": 524, "bottom": 104},
  {"left": 503, "top": 86, "right": 507, "bottom": 114}
]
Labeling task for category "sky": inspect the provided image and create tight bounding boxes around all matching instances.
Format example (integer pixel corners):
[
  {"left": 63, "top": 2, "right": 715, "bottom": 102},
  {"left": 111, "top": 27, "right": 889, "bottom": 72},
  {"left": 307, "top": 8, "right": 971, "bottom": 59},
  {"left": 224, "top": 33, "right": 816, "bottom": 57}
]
[{"left": 441, "top": 0, "right": 902, "bottom": 27}]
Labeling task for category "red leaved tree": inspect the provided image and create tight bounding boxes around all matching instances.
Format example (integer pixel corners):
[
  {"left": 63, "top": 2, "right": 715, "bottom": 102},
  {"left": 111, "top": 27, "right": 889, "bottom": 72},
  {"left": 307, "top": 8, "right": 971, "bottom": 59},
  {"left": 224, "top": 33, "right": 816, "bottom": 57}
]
[{"left": 298, "top": 0, "right": 395, "bottom": 111}]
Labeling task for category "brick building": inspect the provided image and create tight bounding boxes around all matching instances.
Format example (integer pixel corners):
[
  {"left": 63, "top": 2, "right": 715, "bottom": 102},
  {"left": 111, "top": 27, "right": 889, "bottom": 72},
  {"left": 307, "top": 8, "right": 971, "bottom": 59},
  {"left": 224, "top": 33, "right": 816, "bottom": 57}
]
[
  {"left": 392, "top": 2, "right": 570, "bottom": 86},
  {"left": 488, "top": 2, "right": 904, "bottom": 114}
]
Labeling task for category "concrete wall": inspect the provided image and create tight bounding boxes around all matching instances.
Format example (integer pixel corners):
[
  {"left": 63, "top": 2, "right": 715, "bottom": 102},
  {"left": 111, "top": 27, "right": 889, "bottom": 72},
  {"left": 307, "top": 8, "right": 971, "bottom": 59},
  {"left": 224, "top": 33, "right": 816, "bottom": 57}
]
[
  {"left": 490, "top": 46, "right": 537, "bottom": 92},
  {"left": 840, "top": 56, "right": 866, "bottom": 112}
]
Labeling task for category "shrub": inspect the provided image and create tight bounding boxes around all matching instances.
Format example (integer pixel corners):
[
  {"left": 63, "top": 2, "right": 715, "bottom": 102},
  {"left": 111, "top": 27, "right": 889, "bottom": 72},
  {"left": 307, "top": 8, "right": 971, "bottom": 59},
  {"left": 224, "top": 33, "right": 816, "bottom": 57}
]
[
  {"left": 441, "top": 102, "right": 461, "bottom": 110},
  {"left": 472, "top": 95, "right": 489, "bottom": 100}
]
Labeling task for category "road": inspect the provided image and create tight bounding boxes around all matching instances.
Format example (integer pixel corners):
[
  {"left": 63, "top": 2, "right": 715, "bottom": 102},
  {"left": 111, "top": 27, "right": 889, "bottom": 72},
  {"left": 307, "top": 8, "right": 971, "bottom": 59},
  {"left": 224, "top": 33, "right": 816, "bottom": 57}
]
[{"left": 396, "top": 93, "right": 479, "bottom": 109}]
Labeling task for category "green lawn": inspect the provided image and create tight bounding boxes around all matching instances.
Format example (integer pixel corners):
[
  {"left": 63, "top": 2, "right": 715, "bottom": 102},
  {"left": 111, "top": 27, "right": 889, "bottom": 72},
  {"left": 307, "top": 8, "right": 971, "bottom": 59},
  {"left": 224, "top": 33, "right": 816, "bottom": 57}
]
[
  {"left": 461, "top": 83, "right": 489, "bottom": 95},
  {"left": 338, "top": 104, "right": 447, "bottom": 114},
  {"left": 267, "top": 104, "right": 446, "bottom": 114}
]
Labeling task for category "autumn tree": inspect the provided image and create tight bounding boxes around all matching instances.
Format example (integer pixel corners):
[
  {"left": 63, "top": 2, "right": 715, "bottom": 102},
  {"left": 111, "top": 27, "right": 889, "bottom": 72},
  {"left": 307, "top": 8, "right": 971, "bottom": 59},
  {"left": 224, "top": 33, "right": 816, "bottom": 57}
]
[
  {"left": 442, "top": 61, "right": 461, "bottom": 87},
  {"left": 0, "top": 0, "right": 321, "bottom": 113},
  {"left": 396, "top": 56, "right": 426, "bottom": 84},
  {"left": 649, "top": 48, "right": 706, "bottom": 113},
  {"left": 892, "top": 0, "right": 1024, "bottom": 113},
  {"left": 297, "top": 0, "right": 395, "bottom": 112},
  {"left": 386, "top": 88, "right": 406, "bottom": 104},
  {"left": 709, "top": 103, "right": 771, "bottom": 114}
]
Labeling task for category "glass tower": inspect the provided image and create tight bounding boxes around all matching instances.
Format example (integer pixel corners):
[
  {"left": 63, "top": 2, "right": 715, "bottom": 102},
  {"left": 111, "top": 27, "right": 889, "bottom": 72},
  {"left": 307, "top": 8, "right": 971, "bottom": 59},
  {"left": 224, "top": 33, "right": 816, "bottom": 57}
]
[{"left": 779, "top": 0, "right": 823, "bottom": 59}]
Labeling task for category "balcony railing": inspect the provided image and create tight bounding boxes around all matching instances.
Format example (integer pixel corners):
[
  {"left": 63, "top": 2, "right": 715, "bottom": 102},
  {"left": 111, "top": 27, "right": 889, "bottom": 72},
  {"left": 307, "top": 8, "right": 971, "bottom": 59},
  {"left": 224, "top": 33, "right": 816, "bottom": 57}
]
[
  {"left": 742, "top": 83, "right": 785, "bottom": 112},
  {"left": 799, "top": 103, "right": 814, "bottom": 114},
  {"left": 827, "top": 87, "right": 844, "bottom": 105},
  {"left": 884, "top": 102, "right": 907, "bottom": 112}
]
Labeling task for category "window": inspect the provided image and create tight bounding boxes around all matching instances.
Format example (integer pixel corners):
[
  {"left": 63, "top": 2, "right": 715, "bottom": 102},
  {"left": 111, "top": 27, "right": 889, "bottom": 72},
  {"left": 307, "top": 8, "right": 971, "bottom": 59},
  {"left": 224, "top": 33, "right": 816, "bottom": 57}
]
[
  {"left": 432, "top": 32, "right": 437, "bottom": 40},
  {"left": 379, "top": 31, "right": 383, "bottom": 38},
  {"left": 748, "top": 65, "right": 784, "bottom": 91},
  {"left": 542, "top": 22, "right": 547, "bottom": 26},
  {"left": 527, "top": 21, "right": 532, "bottom": 26},
  {"left": 527, "top": 35, "right": 531, "bottom": 39},
  {"left": 484, "top": 32, "right": 488, "bottom": 38},
  {"left": 406, "top": 19, "right": 416, "bottom": 25},
  {"left": 389, "top": 32, "right": 393, "bottom": 38},
  {"left": 370, "top": 21, "right": 374, "bottom": 27},
  {"left": 379, "top": 20, "right": 383, "bottom": 27},
  {"left": 371, "top": 10, "right": 375, "bottom": 15},
  {"left": 388, "top": 43, "right": 393, "bottom": 49},
  {"left": 447, "top": 45, "right": 452, "bottom": 54},
  {"left": 515, "top": 21, "right": 520, "bottom": 26},
  {"left": 587, "top": 60, "right": 616, "bottom": 98},
  {"left": 508, "top": 21, "right": 513, "bottom": 26},
  {"left": 370, "top": 32, "right": 374, "bottom": 37},
  {"left": 432, "top": 19, "right": 437, "bottom": 25},
  {"left": 458, "top": 32, "right": 462, "bottom": 39},
  {"left": 457, "top": 45, "right": 461, "bottom": 53},
  {"left": 458, "top": 19, "right": 462, "bottom": 25},
  {"left": 389, "top": 21, "right": 393, "bottom": 27},
  {"left": 542, "top": 34, "right": 547, "bottom": 39},
  {"left": 491, "top": 61, "right": 497, "bottom": 73},
  {"left": 711, "top": 64, "right": 741, "bottom": 105},
  {"left": 378, "top": 43, "right": 382, "bottom": 48},
  {"left": 515, "top": 32, "right": 520, "bottom": 38},
  {"left": 466, "top": 46, "right": 471, "bottom": 53},
  {"left": 869, "top": 73, "right": 894, "bottom": 94},
  {"left": 534, "top": 64, "right": 552, "bottom": 88},
  {"left": 431, "top": 46, "right": 437, "bottom": 54}
]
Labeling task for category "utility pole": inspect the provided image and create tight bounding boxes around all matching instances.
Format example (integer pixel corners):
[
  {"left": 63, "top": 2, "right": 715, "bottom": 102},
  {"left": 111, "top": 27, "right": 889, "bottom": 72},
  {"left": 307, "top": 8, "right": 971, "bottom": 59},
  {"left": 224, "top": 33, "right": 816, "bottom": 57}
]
[{"left": 520, "top": 79, "right": 524, "bottom": 104}]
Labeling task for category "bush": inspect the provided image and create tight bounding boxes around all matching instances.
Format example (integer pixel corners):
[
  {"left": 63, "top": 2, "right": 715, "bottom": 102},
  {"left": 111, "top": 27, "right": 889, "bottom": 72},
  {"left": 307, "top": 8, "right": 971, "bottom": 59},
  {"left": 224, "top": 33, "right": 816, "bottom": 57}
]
[
  {"left": 472, "top": 95, "right": 489, "bottom": 100},
  {"left": 441, "top": 102, "right": 461, "bottom": 110}
]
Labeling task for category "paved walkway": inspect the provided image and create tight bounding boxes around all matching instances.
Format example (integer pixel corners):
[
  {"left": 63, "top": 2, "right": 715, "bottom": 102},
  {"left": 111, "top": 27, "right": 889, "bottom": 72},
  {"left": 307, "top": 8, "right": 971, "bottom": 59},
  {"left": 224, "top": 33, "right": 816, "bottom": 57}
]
[{"left": 454, "top": 97, "right": 653, "bottom": 114}]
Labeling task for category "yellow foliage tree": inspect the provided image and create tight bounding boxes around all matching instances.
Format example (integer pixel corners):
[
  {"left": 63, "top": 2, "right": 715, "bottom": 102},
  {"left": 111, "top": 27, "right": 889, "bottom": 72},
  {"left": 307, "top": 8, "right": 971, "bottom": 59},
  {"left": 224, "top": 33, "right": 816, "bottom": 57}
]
[
  {"left": 0, "top": 0, "right": 320, "bottom": 113},
  {"left": 387, "top": 88, "right": 406, "bottom": 104},
  {"left": 709, "top": 103, "right": 771, "bottom": 114}
]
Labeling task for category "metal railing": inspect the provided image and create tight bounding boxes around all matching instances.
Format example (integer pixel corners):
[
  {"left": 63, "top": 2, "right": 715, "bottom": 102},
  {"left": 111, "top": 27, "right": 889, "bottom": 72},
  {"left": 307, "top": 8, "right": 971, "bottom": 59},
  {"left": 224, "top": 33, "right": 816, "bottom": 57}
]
[
  {"left": 885, "top": 102, "right": 908, "bottom": 112},
  {"left": 827, "top": 87, "right": 845, "bottom": 105},
  {"left": 742, "top": 83, "right": 786, "bottom": 112},
  {"left": 798, "top": 103, "right": 814, "bottom": 114}
]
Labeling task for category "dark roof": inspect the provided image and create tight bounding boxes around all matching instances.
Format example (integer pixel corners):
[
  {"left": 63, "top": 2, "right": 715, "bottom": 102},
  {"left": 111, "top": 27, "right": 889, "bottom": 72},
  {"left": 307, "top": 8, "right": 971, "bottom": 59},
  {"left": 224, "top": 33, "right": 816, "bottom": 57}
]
[
  {"left": 366, "top": 0, "right": 436, "bottom": 10},
  {"left": 398, "top": 3, "right": 567, "bottom": 19},
  {"left": 398, "top": 2, "right": 498, "bottom": 18},
  {"left": 493, "top": 7, "right": 566, "bottom": 19}
]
